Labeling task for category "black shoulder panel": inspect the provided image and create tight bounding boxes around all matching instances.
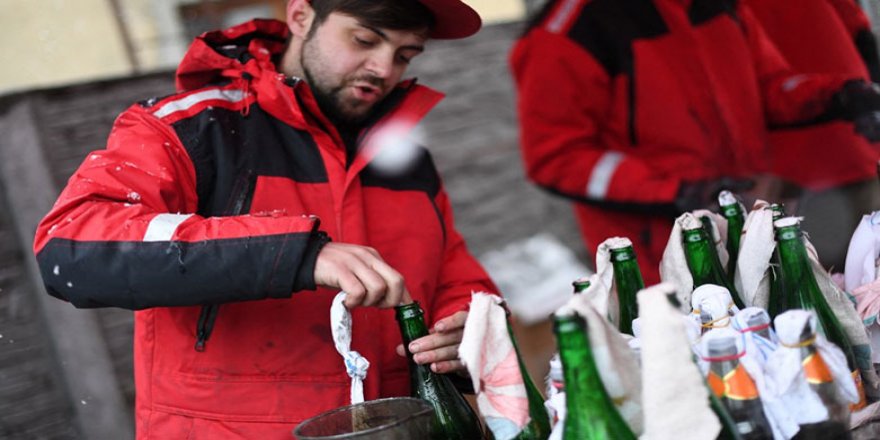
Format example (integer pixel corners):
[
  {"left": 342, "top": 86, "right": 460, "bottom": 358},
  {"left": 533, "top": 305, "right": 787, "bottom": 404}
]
[
  {"left": 568, "top": 0, "right": 668, "bottom": 76},
  {"left": 172, "top": 104, "right": 327, "bottom": 216},
  {"left": 360, "top": 146, "right": 440, "bottom": 198},
  {"left": 689, "top": 0, "right": 739, "bottom": 26}
]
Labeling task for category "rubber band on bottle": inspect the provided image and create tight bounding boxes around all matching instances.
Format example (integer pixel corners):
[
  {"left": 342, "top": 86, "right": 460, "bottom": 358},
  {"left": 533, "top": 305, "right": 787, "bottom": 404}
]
[{"left": 780, "top": 336, "right": 817, "bottom": 349}]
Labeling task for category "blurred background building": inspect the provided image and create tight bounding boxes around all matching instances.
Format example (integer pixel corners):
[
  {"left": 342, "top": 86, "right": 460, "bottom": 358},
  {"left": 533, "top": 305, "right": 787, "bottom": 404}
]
[{"left": 0, "top": 0, "right": 529, "bottom": 94}]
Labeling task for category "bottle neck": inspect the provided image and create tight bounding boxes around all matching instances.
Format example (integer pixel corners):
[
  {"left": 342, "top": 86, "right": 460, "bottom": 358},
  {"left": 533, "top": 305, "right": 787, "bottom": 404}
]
[
  {"left": 683, "top": 228, "right": 726, "bottom": 285},
  {"left": 555, "top": 315, "right": 619, "bottom": 417},
  {"left": 396, "top": 302, "right": 429, "bottom": 354},
  {"left": 775, "top": 227, "right": 814, "bottom": 307},
  {"left": 610, "top": 247, "right": 644, "bottom": 334},
  {"left": 572, "top": 278, "right": 591, "bottom": 294}
]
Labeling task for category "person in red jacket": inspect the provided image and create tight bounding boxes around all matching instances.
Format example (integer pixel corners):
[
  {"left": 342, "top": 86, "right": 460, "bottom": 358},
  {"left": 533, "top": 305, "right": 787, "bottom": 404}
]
[
  {"left": 510, "top": 0, "right": 880, "bottom": 283},
  {"left": 746, "top": 0, "right": 880, "bottom": 270},
  {"left": 32, "top": 0, "right": 497, "bottom": 438}
]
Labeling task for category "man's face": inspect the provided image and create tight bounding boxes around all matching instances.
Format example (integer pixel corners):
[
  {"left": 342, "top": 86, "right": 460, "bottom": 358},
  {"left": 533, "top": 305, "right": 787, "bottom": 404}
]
[{"left": 300, "top": 13, "right": 428, "bottom": 126}]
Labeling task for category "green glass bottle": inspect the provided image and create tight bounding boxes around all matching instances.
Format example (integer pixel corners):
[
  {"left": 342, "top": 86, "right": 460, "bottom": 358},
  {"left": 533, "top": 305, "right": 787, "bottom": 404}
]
[
  {"left": 572, "top": 277, "right": 591, "bottom": 294},
  {"left": 553, "top": 311, "right": 636, "bottom": 440},
  {"left": 682, "top": 224, "right": 746, "bottom": 309},
  {"left": 718, "top": 191, "right": 745, "bottom": 282},
  {"left": 505, "top": 311, "right": 551, "bottom": 440},
  {"left": 773, "top": 217, "right": 865, "bottom": 409},
  {"left": 767, "top": 204, "right": 787, "bottom": 319},
  {"left": 609, "top": 244, "right": 644, "bottom": 335},
  {"left": 395, "top": 302, "right": 486, "bottom": 440}
]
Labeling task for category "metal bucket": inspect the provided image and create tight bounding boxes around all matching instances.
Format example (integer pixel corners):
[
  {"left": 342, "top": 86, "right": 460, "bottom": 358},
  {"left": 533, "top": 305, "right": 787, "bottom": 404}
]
[{"left": 293, "top": 397, "right": 434, "bottom": 439}]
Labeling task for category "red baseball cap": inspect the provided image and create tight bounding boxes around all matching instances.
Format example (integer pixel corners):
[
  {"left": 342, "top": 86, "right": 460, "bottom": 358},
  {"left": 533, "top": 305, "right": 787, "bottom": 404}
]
[{"left": 418, "top": 0, "right": 482, "bottom": 39}]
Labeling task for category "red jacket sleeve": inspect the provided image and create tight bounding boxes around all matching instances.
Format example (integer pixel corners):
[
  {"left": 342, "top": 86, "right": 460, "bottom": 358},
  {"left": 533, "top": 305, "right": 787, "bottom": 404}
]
[
  {"left": 33, "top": 105, "right": 324, "bottom": 309},
  {"left": 510, "top": 29, "right": 681, "bottom": 209},
  {"left": 827, "top": 0, "right": 873, "bottom": 36},
  {"left": 739, "top": 4, "right": 854, "bottom": 124},
  {"left": 428, "top": 185, "right": 499, "bottom": 324}
]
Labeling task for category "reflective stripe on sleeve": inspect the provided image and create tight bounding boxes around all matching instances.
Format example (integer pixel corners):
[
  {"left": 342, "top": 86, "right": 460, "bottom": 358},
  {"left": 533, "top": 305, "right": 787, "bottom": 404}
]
[
  {"left": 143, "top": 214, "right": 194, "bottom": 242},
  {"left": 153, "top": 89, "right": 245, "bottom": 118},
  {"left": 586, "top": 151, "right": 624, "bottom": 200}
]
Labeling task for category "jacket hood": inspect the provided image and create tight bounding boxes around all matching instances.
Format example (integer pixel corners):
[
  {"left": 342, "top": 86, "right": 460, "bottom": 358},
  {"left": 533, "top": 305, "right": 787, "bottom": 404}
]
[{"left": 175, "top": 19, "right": 290, "bottom": 92}]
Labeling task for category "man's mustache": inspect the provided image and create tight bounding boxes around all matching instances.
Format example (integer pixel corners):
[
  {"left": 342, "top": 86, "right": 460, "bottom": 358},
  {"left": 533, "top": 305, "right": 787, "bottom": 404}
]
[{"left": 348, "top": 75, "right": 385, "bottom": 90}]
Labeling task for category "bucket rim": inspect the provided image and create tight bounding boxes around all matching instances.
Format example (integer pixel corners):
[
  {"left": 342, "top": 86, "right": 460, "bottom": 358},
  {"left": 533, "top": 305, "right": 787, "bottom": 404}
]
[{"left": 293, "top": 397, "right": 434, "bottom": 439}]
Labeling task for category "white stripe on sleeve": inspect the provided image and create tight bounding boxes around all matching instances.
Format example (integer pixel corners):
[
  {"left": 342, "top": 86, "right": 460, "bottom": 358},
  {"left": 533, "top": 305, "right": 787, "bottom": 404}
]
[
  {"left": 153, "top": 89, "right": 245, "bottom": 118},
  {"left": 143, "top": 214, "right": 194, "bottom": 242},
  {"left": 586, "top": 151, "right": 625, "bottom": 200}
]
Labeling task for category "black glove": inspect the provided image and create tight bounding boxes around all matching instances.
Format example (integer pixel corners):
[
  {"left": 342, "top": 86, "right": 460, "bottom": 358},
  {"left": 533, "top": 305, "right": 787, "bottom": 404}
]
[
  {"left": 854, "top": 111, "right": 880, "bottom": 142},
  {"left": 828, "top": 80, "right": 880, "bottom": 120},
  {"left": 674, "top": 177, "right": 754, "bottom": 214}
]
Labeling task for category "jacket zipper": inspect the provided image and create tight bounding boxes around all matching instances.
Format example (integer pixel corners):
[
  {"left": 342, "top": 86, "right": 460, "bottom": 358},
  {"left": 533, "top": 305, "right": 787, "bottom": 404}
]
[{"left": 194, "top": 169, "right": 255, "bottom": 351}]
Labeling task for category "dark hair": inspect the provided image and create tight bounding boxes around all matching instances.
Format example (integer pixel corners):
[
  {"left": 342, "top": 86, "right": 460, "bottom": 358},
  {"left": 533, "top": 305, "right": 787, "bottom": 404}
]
[{"left": 310, "top": 0, "right": 435, "bottom": 34}]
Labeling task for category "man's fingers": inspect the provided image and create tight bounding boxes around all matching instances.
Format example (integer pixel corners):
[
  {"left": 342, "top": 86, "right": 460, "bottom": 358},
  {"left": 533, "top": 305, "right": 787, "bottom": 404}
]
[
  {"left": 431, "top": 360, "right": 465, "bottom": 374},
  {"left": 408, "top": 329, "right": 464, "bottom": 354},
  {"left": 368, "top": 260, "right": 406, "bottom": 308},
  {"left": 433, "top": 311, "right": 468, "bottom": 333},
  {"left": 395, "top": 343, "right": 406, "bottom": 357},
  {"left": 316, "top": 242, "right": 408, "bottom": 309},
  {"left": 413, "top": 344, "right": 459, "bottom": 365}
]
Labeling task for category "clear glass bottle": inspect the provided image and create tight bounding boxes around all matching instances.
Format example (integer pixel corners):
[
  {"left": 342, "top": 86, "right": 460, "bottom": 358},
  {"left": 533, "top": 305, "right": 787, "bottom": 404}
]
[
  {"left": 780, "top": 316, "right": 851, "bottom": 439},
  {"left": 704, "top": 336, "right": 773, "bottom": 439}
]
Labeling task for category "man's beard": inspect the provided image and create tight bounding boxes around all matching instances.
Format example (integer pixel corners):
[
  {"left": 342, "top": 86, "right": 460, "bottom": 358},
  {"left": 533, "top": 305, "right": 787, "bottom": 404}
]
[{"left": 301, "top": 40, "right": 384, "bottom": 129}]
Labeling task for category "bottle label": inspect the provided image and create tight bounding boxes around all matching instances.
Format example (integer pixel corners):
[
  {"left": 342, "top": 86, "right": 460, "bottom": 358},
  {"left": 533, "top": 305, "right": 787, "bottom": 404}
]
[
  {"left": 707, "top": 365, "right": 759, "bottom": 400},
  {"left": 802, "top": 353, "right": 833, "bottom": 385},
  {"left": 851, "top": 370, "right": 867, "bottom": 411},
  {"left": 708, "top": 371, "right": 725, "bottom": 398},
  {"left": 723, "top": 365, "right": 760, "bottom": 401}
]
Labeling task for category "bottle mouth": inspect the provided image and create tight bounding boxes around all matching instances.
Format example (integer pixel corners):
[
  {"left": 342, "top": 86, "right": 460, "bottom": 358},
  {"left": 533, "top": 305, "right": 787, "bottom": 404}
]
[
  {"left": 394, "top": 301, "right": 423, "bottom": 321},
  {"left": 706, "top": 336, "right": 738, "bottom": 357},
  {"left": 717, "top": 190, "right": 737, "bottom": 207},
  {"left": 773, "top": 217, "right": 799, "bottom": 228}
]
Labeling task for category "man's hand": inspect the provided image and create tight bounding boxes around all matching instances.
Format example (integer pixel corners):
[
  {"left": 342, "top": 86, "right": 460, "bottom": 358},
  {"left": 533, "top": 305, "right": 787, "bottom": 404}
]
[
  {"left": 830, "top": 80, "right": 880, "bottom": 120},
  {"left": 314, "top": 242, "right": 409, "bottom": 308},
  {"left": 854, "top": 111, "right": 880, "bottom": 142},
  {"left": 396, "top": 310, "right": 468, "bottom": 374}
]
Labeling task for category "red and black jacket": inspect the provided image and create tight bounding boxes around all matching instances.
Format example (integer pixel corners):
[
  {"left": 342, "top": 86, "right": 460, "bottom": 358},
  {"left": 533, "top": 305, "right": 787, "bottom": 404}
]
[
  {"left": 746, "top": 0, "right": 880, "bottom": 189},
  {"left": 510, "top": 0, "right": 851, "bottom": 282},
  {"left": 34, "top": 19, "right": 496, "bottom": 438}
]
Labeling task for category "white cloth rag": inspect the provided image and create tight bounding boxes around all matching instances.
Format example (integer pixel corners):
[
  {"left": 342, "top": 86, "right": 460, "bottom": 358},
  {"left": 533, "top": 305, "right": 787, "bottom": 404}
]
[
  {"left": 330, "top": 292, "right": 370, "bottom": 404},
  {"left": 592, "top": 236, "right": 634, "bottom": 326},
  {"left": 735, "top": 202, "right": 776, "bottom": 309},
  {"left": 660, "top": 213, "right": 729, "bottom": 312},
  {"left": 459, "top": 293, "right": 530, "bottom": 440},
  {"left": 766, "top": 310, "right": 859, "bottom": 426},
  {"left": 844, "top": 212, "right": 880, "bottom": 293},
  {"left": 638, "top": 282, "right": 720, "bottom": 440},
  {"left": 690, "top": 284, "right": 740, "bottom": 333},
  {"left": 732, "top": 307, "right": 779, "bottom": 365}
]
